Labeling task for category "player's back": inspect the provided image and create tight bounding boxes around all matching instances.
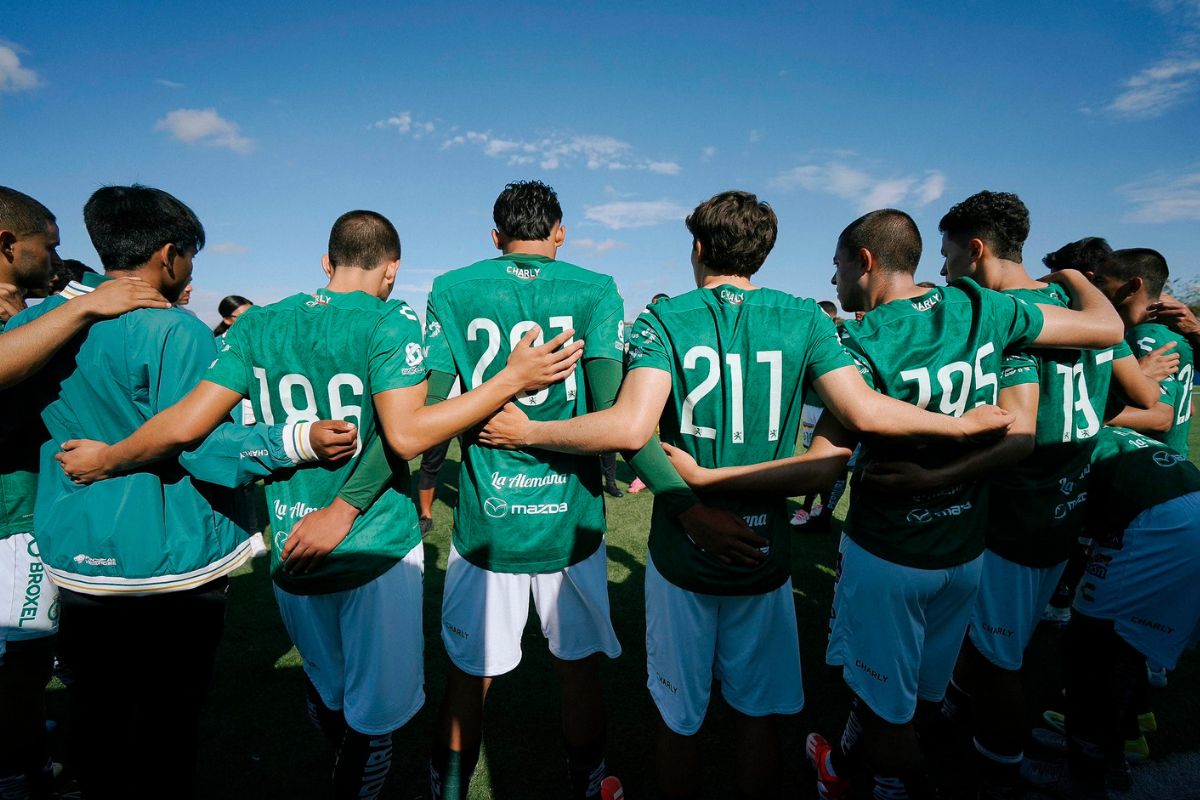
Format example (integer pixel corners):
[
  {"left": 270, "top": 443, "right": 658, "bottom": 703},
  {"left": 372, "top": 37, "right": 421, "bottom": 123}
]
[
  {"left": 840, "top": 278, "right": 1044, "bottom": 569},
  {"left": 213, "top": 290, "right": 425, "bottom": 594},
  {"left": 1128, "top": 322, "right": 1194, "bottom": 457},
  {"left": 424, "top": 254, "right": 625, "bottom": 573},
  {"left": 627, "top": 284, "right": 851, "bottom": 595}
]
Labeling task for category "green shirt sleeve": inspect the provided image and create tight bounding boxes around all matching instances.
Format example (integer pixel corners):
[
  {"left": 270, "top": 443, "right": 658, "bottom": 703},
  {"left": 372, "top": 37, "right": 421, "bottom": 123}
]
[
  {"left": 987, "top": 287, "right": 1045, "bottom": 350},
  {"left": 626, "top": 434, "right": 699, "bottom": 519},
  {"left": 370, "top": 302, "right": 427, "bottom": 392},
  {"left": 584, "top": 358, "right": 622, "bottom": 412},
  {"left": 204, "top": 317, "right": 251, "bottom": 395},
  {"left": 803, "top": 306, "right": 855, "bottom": 384},
  {"left": 584, "top": 280, "right": 627, "bottom": 362},
  {"left": 624, "top": 311, "right": 670, "bottom": 373},
  {"left": 423, "top": 286, "right": 455, "bottom": 376},
  {"left": 999, "top": 351, "right": 1039, "bottom": 389}
]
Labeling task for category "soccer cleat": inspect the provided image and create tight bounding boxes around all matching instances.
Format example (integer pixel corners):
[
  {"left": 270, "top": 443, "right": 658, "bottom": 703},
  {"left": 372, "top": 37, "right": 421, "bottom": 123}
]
[
  {"left": 1124, "top": 735, "right": 1149, "bottom": 763},
  {"left": 1031, "top": 727, "right": 1067, "bottom": 754},
  {"left": 1042, "top": 710, "right": 1066, "bottom": 735},
  {"left": 1137, "top": 711, "right": 1157, "bottom": 734},
  {"left": 627, "top": 478, "right": 646, "bottom": 494},
  {"left": 805, "top": 733, "right": 850, "bottom": 800},
  {"left": 1146, "top": 665, "right": 1167, "bottom": 688},
  {"left": 1041, "top": 711, "right": 1152, "bottom": 761},
  {"left": 1041, "top": 604, "right": 1071, "bottom": 626},
  {"left": 790, "top": 508, "right": 810, "bottom": 526},
  {"left": 603, "top": 481, "right": 624, "bottom": 498},
  {"left": 599, "top": 775, "right": 624, "bottom": 800},
  {"left": 419, "top": 516, "right": 434, "bottom": 536}
]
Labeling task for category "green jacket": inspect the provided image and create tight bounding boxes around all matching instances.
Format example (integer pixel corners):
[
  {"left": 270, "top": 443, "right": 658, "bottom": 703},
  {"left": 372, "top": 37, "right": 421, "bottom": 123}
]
[{"left": 7, "top": 274, "right": 305, "bottom": 595}]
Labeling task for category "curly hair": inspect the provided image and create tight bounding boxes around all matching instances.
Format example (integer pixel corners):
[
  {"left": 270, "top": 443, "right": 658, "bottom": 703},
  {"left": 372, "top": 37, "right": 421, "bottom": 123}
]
[{"left": 939, "top": 190, "right": 1029, "bottom": 263}]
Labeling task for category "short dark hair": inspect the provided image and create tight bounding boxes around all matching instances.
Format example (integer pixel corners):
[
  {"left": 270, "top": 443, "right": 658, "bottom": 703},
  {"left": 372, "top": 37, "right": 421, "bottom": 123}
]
[
  {"left": 686, "top": 190, "right": 777, "bottom": 277},
  {"left": 939, "top": 191, "right": 1029, "bottom": 263},
  {"left": 0, "top": 186, "right": 55, "bottom": 237},
  {"left": 1100, "top": 248, "right": 1170, "bottom": 300},
  {"left": 83, "top": 185, "right": 205, "bottom": 271},
  {"left": 651, "top": 292, "right": 670, "bottom": 304},
  {"left": 492, "top": 181, "right": 562, "bottom": 241},
  {"left": 837, "top": 209, "right": 923, "bottom": 274},
  {"left": 817, "top": 300, "right": 838, "bottom": 317},
  {"left": 218, "top": 294, "right": 253, "bottom": 318},
  {"left": 327, "top": 210, "right": 401, "bottom": 269},
  {"left": 1043, "top": 237, "right": 1112, "bottom": 273},
  {"left": 60, "top": 259, "right": 95, "bottom": 283}
]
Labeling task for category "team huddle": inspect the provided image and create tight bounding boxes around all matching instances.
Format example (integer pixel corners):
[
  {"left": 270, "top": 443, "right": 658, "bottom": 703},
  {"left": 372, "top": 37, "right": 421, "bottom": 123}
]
[{"left": 0, "top": 180, "right": 1196, "bottom": 800}]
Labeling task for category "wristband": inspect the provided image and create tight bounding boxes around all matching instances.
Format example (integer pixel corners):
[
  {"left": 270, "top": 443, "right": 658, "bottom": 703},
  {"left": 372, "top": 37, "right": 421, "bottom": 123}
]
[{"left": 282, "top": 421, "right": 320, "bottom": 464}]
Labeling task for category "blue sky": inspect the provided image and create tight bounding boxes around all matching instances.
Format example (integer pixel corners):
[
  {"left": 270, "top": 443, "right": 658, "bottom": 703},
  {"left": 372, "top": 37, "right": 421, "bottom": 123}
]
[{"left": 3, "top": 1, "right": 1199, "bottom": 325}]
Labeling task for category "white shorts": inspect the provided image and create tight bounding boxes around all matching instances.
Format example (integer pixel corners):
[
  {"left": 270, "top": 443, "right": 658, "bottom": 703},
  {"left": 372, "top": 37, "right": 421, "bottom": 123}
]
[
  {"left": 801, "top": 404, "right": 823, "bottom": 449},
  {"left": 968, "top": 551, "right": 1066, "bottom": 670},
  {"left": 827, "top": 534, "right": 982, "bottom": 724},
  {"left": 645, "top": 555, "right": 804, "bottom": 736},
  {"left": 440, "top": 542, "right": 621, "bottom": 677},
  {"left": 1, "top": 533, "right": 59, "bottom": 660},
  {"left": 1075, "top": 492, "right": 1200, "bottom": 671},
  {"left": 274, "top": 543, "right": 425, "bottom": 735}
]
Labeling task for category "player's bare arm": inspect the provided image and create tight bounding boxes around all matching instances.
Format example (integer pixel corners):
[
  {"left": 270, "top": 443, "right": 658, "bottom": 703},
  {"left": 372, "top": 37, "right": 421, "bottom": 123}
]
[
  {"left": 662, "top": 411, "right": 856, "bottom": 497},
  {"left": 478, "top": 367, "right": 672, "bottom": 453},
  {"left": 1035, "top": 269, "right": 1124, "bottom": 348},
  {"left": 375, "top": 325, "right": 582, "bottom": 461},
  {"left": 0, "top": 277, "right": 169, "bottom": 389},
  {"left": 812, "top": 365, "right": 1014, "bottom": 444},
  {"left": 1113, "top": 347, "right": 1174, "bottom": 407},
  {"left": 56, "top": 380, "right": 358, "bottom": 482},
  {"left": 863, "top": 382, "right": 1037, "bottom": 494},
  {"left": 1106, "top": 401, "right": 1174, "bottom": 435}
]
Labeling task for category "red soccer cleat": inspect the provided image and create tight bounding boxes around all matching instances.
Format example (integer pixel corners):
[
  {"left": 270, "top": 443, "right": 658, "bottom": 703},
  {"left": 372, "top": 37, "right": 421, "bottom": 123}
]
[{"left": 806, "top": 732, "right": 850, "bottom": 800}]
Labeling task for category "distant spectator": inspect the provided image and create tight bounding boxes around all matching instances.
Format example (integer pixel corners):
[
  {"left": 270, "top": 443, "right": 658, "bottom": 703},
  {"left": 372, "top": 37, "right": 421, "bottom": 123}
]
[
  {"left": 49, "top": 258, "right": 96, "bottom": 295},
  {"left": 651, "top": 292, "right": 669, "bottom": 304},
  {"left": 212, "top": 294, "right": 253, "bottom": 336}
]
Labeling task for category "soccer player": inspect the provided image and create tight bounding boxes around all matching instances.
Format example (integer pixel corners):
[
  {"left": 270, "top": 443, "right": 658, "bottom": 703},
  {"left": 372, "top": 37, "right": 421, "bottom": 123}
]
[
  {"left": 1092, "top": 248, "right": 1194, "bottom": 457},
  {"left": 648, "top": 207, "right": 1121, "bottom": 798},
  {"left": 56, "top": 207, "right": 581, "bottom": 799},
  {"left": 477, "top": 195, "right": 1018, "bottom": 800},
  {"left": 14, "top": 184, "right": 359, "bottom": 800},
  {"left": 0, "top": 186, "right": 171, "bottom": 800},
  {"left": 897, "top": 192, "right": 1154, "bottom": 797},
  {"left": 1055, "top": 426, "right": 1200, "bottom": 798},
  {"left": 419, "top": 181, "right": 626, "bottom": 800}
]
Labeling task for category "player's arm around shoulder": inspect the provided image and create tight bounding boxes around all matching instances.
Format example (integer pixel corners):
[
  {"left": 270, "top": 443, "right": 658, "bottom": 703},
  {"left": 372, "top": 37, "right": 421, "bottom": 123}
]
[{"left": 1034, "top": 270, "right": 1123, "bottom": 349}]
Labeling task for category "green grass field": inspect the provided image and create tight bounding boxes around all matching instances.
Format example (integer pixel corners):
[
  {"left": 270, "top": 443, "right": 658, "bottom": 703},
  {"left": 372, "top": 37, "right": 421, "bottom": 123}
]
[{"left": 47, "top": 415, "right": 1200, "bottom": 798}]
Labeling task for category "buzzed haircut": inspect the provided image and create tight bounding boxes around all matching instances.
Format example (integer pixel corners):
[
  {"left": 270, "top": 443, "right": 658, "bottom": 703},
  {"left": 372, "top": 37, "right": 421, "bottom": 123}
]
[
  {"left": 651, "top": 292, "right": 670, "bottom": 304},
  {"left": 0, "top": 186, "right": 55, "bottom": 237},
  {"left": 837, "top": 209, "right": 922, "bottom": 274},
  {"left": 83, "top": 185, "right": 205, "bottom": 271},
  {"left": 1100, "top": 248, "right": 1170, "bottom": 300},
  {"left": 1043, "top": 236, "right": 1112, "bottom": 273},
  {"left": 492, "top": 180, "right": 562, "bottom": 241},
  {"left": 817, "top": 300, "right": 838, "bottom": 317},
  {"left": 686, "top": 190, "right": 778, "bottom": 277},
  {"left": 939, "top": 190, "right": 1029, "bottom": 263},
  {"left": 327, "top": 210, "right": 401, "bottom": 269}
]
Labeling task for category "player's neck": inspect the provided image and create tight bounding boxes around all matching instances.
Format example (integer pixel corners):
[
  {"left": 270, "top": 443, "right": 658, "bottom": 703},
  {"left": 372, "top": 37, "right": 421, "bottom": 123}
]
[
  {"left": 869, "top": 273, "right": 926, "bottom": 309},
  {"left": 326, "top": 269, "right": 384, "bottom": 297},
  {"left": 1124, "top": 295, "right": 1154, "bottom": 328},
  {"left": 979, "top": 259, "right": 1042, "bottom": 292},
  {"left": 501, "top": 241, "right": 558, "bottom": 259},
  {"left": 699, "top": 272, "right": 755, "bottom": 291}
]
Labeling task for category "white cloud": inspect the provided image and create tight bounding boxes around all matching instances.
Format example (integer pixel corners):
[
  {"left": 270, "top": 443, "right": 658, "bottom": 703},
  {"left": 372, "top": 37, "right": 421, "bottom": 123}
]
[
  {"left": 1119, "top": 170, "right": 1200, "bottom": 222},
  {"left": 1101, "top": 2, "right": 1200, "bottom": 119},
  {"left": 0, "top": 43, "right": 40, "bottom": 92},
  {"left": 584, "top": 200, "right": 688, "bottom": 230},
  {"left": 210, "top": 241, "right": 250, "bottom": 255},
  {"left": 440, "top": 126, "right": 675, "bottom": 173},
  {"left": 748, "top": 129, "right": 762, "bottom": 143},
  {"left": 155, "top": 78, "right": 185, "bottom": 89},
  {"left": 371, "top": 111, "right": 436, "bottom": 138},
  {"left": 772, "top": 161, "right": 945, "bottom": 212},
  {"left": 155, "top": 108, "right": 254, "bottom": 154},
  {"left": 571, "top": 238, "right": 624, "bottom": 257},
  {"left": 700, "top": 146, "right": 717, "bottom": 162}
]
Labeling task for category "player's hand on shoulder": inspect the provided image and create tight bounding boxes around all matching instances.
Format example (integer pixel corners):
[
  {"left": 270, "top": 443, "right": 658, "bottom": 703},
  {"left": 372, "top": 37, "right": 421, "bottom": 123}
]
[
  {"left": 77, "top": 277, "right": 170, "bottom": 319},
  {"left": 503, "top": 325, "right": 584, "bottom": 391},
  {"left": 56, "top": 439, "right": 114, "bottom": 484},
  {"left": 478, "top": 402, "right": 530, "bottom": 449},
  {"left": 678, "top": 503, "right": 767, "bottom": 567},
  {"left": 309, "top": 420, "right": 358, "bottom": 465},
  {"left": 860, "top": 460, "right": 944, "bottom": 493},
  {"left": 0, "top": 282, "right": 26, "bottom": 323},
  {"left": 1139, "top": 342, "right": 1180, "bottom": 382},
  {"left": 661, "top": 443, "right": 708, "bottom": 489},
  {"left": 956, "top": 405, "right": 1013, "bottom": 444},
  {"left": 1148, "top": 296, "right": 1200, "bottom": 337},
  {"left": 280, "top": 497, "right": 360, "bottom": 574}
]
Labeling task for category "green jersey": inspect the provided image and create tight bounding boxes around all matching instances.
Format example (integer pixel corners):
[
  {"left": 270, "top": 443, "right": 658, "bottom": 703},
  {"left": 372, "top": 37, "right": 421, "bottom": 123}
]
[
  {"left": 423, "top": 254, "right": 625, "bottom": 573},
  {"left": 1127, "top": 322, "right": 1193, "bottom": 457},
  {"left": 206, "top": 289, "right": 427, "bottom": 595},
  {"left": 987, "top": 284, "right": 1114, "bottom": 567},
  {"left": 841, "top": 279, "right": 1044, "bottom": 570},
  {"left": 626, "top": 285, "right": 854, "bottom": 595},
  {"left": 1086, "top": 426, "right": 1200, "bottom": 547}
]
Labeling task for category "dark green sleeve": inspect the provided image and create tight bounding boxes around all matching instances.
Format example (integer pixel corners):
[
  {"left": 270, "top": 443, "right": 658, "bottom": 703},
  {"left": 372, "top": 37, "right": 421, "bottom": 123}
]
[
  {"left": 335, "top": 369, "right": 457, "bottom": 511},
  {"left": 590, "top": 357, "right": 699, "bottom": 518}
]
